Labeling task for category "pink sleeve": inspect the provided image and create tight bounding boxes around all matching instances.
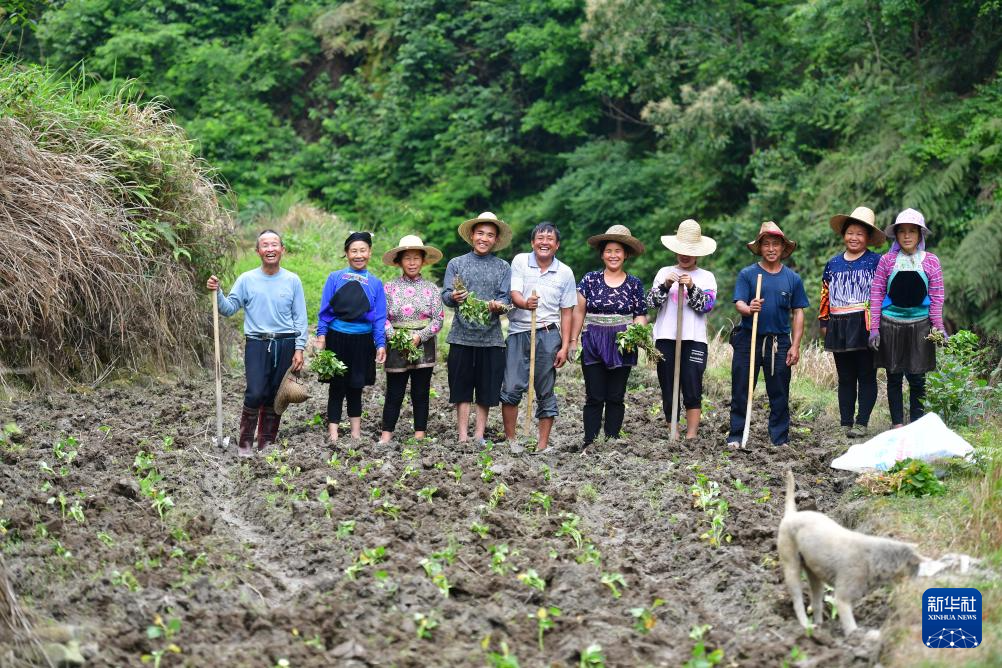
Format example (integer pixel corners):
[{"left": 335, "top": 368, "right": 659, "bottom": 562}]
[
  {"left": 924, "top": 253, "right": 945, "bottom": 331},
  {"left": 869, "top": 254, "right": 892, "bottom": 332}
]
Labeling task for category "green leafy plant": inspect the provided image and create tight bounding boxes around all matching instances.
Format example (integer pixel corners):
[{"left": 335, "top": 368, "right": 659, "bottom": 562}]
[
  {"left": 454, "top": 275, "right": 493, "bottom": 326},
  {"left": 528, "top": 491, "right": 552, "bottom": 514},
  {"left": 925, "top": 330, "right": 1001, "bottom": 427},
  {"left": 344, "top": 546, "right": 387, "bottom": 580},
  {"left": 690, "top": 474, "right": 731, "bottom": 547},
  {"left": 488, "top": 544, "right": 509, "bottom": 575},
  {"left": 420, "top": 556, "right": 451, "bottom": 597},
  {"left": 470, "top": 522, "right": 489, "bottom": 539},
  {"left": 600, "top": 571, "right": 627, "bottom": 598},
  {"left": 485, "top": 639, "right": 520, "bottom": 668},
  {"left": 579, "top": 643, "right": 606, "bottom": 667},
  {"left": 414, "top": 612, "right": 438, "bottom": 640},
  {"left": 516, "top": 568, "right": 545, "bottom": 592},
  {"left": 336, "top": 520, "right": 356, "bottom": 539},
  {"left": 615, "top": 323, "right": 663, "bottom": 362},
  {"left": 629, "top": 598, "right": 665, "bottom": 634},
  {"left": 389, "top": 329, "right": 422, "bottom": 362},
  {"left": 555, "top": 512, "right": 583, "bottom": 549},
  {"left": 857, "top": 458, "right": 946, "bottom": 497},
  {"left": 142, "top": 614, "right": 182, "bottom": 668},
  {"left": 532, "top": 606, "right": 561, "bottom": 651},
  {"left": 417, "top": 486, "right": 438, "bottom": 504},
  {"left": 683, "top": 625, "right": 723, "bottom": 668},
  {"left": 308, "top": 349, "right": 348, "bottom": 381},
  {"left": 576, "top": 542, "right": 602, "bottom": 566}
]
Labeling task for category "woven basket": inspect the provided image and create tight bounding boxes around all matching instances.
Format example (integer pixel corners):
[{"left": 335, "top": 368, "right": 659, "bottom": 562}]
[{"left": 274, "top": 367, "right": 310, "bottom": 415}]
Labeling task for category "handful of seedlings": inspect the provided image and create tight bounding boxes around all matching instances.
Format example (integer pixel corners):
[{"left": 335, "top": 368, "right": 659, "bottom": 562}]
[
  {"left": 309, "top": 349, "right": 348, "bottom": 381},
  {"left": 453, "top": 275, "right": 496, "bottom": 326},
  {"left": 925, "top": 328, "right": 947, "bottom": 346},
  {"left": 616, "top": 323, "right": 664, "bottom": 363},
  {"left": 389, "top": 329, "right": 422, "bottom": 363}
]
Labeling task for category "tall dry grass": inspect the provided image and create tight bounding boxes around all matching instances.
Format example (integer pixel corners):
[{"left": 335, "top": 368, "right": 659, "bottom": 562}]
[{"left": 0, "top": 65, "right": 233, "bottom": 384}]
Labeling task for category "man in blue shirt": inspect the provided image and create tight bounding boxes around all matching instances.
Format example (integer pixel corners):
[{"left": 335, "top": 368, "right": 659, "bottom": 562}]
[
  {"left": 728, "top": 222, "right": 809, "bottom": 447},
  {"left": 207, "top": 230, "right": 308, "bottom": 456}
]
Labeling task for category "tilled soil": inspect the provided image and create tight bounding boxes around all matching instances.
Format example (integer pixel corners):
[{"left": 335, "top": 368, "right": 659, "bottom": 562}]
[{"left": 1, "top": 360, "right": 895, "bottom": 667}]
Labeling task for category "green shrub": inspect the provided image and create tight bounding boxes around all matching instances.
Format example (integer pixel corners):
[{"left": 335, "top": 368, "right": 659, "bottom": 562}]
[{"left": 925, "top": 330, "right": 1002, "bottom": 428}]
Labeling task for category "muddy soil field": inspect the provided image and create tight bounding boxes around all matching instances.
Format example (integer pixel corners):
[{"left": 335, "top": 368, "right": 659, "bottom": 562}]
[{"left": 1, "top": 358, "right": 894, "bottom": 667}]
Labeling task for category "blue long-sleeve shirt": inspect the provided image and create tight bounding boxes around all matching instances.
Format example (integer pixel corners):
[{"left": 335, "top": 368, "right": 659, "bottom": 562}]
[
  {"left": 216, "top": 267, "right": 308, "bottom": 349},
  {"left": 317, "top": 268, "right": 387, "bottom": 348}
]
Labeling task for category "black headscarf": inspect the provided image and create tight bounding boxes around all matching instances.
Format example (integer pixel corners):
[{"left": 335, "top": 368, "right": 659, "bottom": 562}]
[{"left": 344, "top": 231, "right": 372, "bottom": 252}]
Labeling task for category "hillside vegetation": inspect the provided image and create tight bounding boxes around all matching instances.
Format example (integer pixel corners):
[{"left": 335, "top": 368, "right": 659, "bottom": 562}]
[{"left": 3, "top": 1, "right": 1002, "bottom": 335}]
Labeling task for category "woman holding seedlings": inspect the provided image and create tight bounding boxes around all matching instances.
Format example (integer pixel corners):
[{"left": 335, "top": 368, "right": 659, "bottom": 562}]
[
  {"left": 316, "top": 232, "right": 387, "bottom": 442},
  {"left": 868, "top": 208, "right": 946, "bottom": 427},
  {"left": 570, "top": 225, "right": 648, "bottom": 451},
  {"left": 818, "top": 206, "right": 885, "bottom": 438},
  {"left": 647, "top": 219, "right": 717, "bottom": 439},
  {"left": 378, "top": 235, "right": 445, "bottom": 444}
]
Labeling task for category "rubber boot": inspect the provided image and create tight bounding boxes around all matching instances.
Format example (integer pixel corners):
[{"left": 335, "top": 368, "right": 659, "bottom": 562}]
[
  {"left": 238, "top": 405, "right": 258, "bottom": 458},
  {"left": 258, "top": 406, "right": 282, "bottom": 453}
]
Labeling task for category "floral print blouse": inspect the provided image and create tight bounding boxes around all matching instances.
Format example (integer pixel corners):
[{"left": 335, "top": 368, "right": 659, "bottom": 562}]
[{"left": 383, "top": 275, "right": 445, "bottom": 343}]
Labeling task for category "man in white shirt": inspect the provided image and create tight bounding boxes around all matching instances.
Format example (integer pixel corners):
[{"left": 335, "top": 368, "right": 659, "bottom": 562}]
[{"left": 501, "top": 223, "right": 577, "bottom": 452}]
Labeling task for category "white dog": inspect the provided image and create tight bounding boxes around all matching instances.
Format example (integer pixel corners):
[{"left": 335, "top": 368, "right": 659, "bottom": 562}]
[{"left": 777, "top": 470, "right": 923, "bottom": 634}]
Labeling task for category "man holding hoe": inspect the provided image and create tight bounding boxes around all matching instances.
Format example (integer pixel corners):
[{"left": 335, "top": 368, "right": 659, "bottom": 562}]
[
  {"left": 727, "top": 222, "right": 809, "bottom": 448},
  {"left": 207, "top": 229, "right": 307, "bottom": 456},
  {"left": 501, "top": 222, "right": 577, "bottom": 453}
]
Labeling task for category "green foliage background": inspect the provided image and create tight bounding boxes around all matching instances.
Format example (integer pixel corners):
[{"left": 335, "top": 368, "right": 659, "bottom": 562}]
[{"left": 4, "top": 0, "right": 1002, "bottom": 333}]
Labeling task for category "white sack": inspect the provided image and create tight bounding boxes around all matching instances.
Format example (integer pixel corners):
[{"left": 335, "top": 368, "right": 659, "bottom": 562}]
[{"left": 830, "top": 412, "right": 973, "bottom": 472}]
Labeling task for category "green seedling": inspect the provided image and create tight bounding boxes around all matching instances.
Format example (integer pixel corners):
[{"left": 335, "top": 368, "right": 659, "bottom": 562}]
[
  {"left": 369, "top": 486, "right": 383, "bottom": 501},
  {"left": 327, "top": 453, "right": 342, "bottom": 469},
  {"left": 484, "top": 639, "right": 519, "bottom": 668},
  {"left": 600, "top": 572, "right": 626, "bottom": 599},
  {"left": 401, "top": 447, "right": 418, "bottom": 461},
  {"left": 54, "top": 436, "right": 79, "bottom": 475},
  {"left": 528, "top": 491, "right": 552, "bottom": 514},
  {"left": 555, "top": 512, "right": 583, "bottom": 549},
  {"left": 579, "top": 643, "right": 606, "bottom": 667},
  {"left": 683, "top": 624, "right": 723, "bottom": 668},
  {"left": 51, "top": 539, "right": 72, "bottom": 559},
  {"left": 732, "top": 479, "right": 749, "bottom": 493},
  {"left": 377, "top": 501, "right": 401, "bottom": 520},
  {"left": 97, "top": 531, "right": 115, "bottom": 546},
  {"left": 478, "top": 450, "right": 495, "bottom": 483},
  {"left": 690, "top": 474, "right": 731, "bottom": 547},
  {"left": 754, "top": 488, "right": 771, "bottom": 504},
  {"left": 451, "top": 464, "right": 463, "bottom": 482},
  {"left": 414, "top": 612, "right": 438, "bottom": 640},
  {"left": 487, "top": 483, "right": 507, "bottom": 509},
  {"left": 470, "top": 522, "right": 489, "bottom": 539},
  {"left": 488, "top": 544, "right": 509, "bottom": 574},
  {"left": 142, "top": 614, "right": 182, "bottom": 668},
  {"left": 538, "top": 463, "right": 552, "bottom": 482},
  {"left": 344, "top": 546, "right": 386, "bottom": 580},
  {"left": 782, "top": 646, "right": 808, "bottom": 668},
  {"left": 317, "top": 488, "right": 333, "bottom": 518},
  {"left": 306, "top": 412, "right": 326, "bottom": 427},
  {"left": 576, "top": 543, "right": 602, "bottom": 566},
  {"left": 629, "top": 598, "right": 665, "bottom": 634},
  {"left": 111, "top": 569, "right": 141, "bottom": 592},
  {"left": 336, "top": 520, "right": 356, "bottom": 539},
  {"left": 420, "top": 557, "right": 451, "bottom": 597},
  {"left": 532, "top": 606, "right": 561, "bottom": 651},
  {"left": 417, "top": 486, "right": 438, "bottom": 504},
  {"left": 517, "top": 568, "right": 545, "bottom": 592}
]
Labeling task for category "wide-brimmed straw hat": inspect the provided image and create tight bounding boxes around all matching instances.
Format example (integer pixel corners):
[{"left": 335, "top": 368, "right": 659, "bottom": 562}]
[
  {"left": 587, "top": 224, "right": 645, "bottom": 256},
  {"left": 883, "top": 208, "right": 932, "bottom": 239},
  {"left": 274, "top": 367, "right": 310, "bottom": 416},
  {"left": 382, "top": 234, "right": 443, "bottom": 267},
  {"left": 747, "top": 221, "right": 797, "bottom": 258},
  {"left": 661, "top": 219, "right": 717, "bottom": 257},
  {"left": 457, "top": 212, "right": 513, "bottom": 252},
  {"left": 828, "top": 206, "right": 886, "bottom": 245}
]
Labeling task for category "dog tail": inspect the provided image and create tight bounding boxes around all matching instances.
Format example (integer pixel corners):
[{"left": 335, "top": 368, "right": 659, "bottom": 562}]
[{"left": 785, "top": 470, "right": 797, "bottom": 516}]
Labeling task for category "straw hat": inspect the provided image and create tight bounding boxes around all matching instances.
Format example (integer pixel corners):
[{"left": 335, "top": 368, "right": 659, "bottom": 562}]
[
  {"left": 883, "top": 208, "right": 932, "bottom": 239},
  {"left": 457, "top": 212, "right": 513, "bottom": 252},
  {"left": 274, "top": 367, "right": 310, "bottom": 416},
  {"left": 828, "top": 206, "right": 886, "bottom": 245},
  {"left": 747, "top": 221, "right": 797, "bottom": 258},
  {"left": 587, "top": 224, "right": 645, "bottom": 256},
  {"left": 382, "top": 234, "right": 443, "bottom": 267},
  {"left": 660, "top": 219, "right": 717, "bottom": 257}
]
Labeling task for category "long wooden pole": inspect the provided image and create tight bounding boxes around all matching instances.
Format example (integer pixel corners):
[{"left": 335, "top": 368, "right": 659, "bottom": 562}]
[
  {"left": 670, "top": 283, "right": 685, "bottom": 442},
  {"left": 212, "top": 289, "right": 225, "bottom": 447},
  {"left": 741, "top": 274, "right": 763, "bottom": 448},
  {"left": 524, "top": 290, "right": 538, "bottom": 438}
]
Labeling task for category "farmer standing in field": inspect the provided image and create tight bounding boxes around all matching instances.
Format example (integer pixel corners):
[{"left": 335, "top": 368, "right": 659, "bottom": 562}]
[
  {"left": 207, "top": 229, "right": 307, "bottom": 457},
  {"left": 500, "top": 222, "right": 577, "bottom": 453},
  {"left": 441, "top": 212, "right": 513, "bottom": 444},
  {"left": 726, "top": 222, "right": 809, "bottom": 448}
]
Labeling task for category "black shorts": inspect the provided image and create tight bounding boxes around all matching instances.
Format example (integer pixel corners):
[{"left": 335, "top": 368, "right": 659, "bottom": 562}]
[
  {"left": 655, "top": 339, "right": 708, "bottom": 411},
  {"left": 447, "top": 344, "right": 505, "bottom": 406}
]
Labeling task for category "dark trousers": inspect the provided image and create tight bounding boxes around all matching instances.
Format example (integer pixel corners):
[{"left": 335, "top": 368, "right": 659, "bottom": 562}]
[
  {"left": 244, "top": 338, "right": 295, "bottom": 409},
  {"left": 887, "top": 372, "right": 925, "bottom": 425},
  {"left": 833, "top": 350, "right": 877, "bottom": 427},
  {"left": 381, "top": 368, "right": 434, "bottom": 432},
  {"left": 728, "top": 329, "right": 791, "bottom": 445},
  {"left": 582, "top": 363, "right": 631, "bottom": 445},
  {"left": 327, "top": 378, "right": 363, "bottom": 423}
]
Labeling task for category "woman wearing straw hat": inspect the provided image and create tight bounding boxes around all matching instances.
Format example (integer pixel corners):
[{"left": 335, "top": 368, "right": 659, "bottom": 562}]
[
  {"left": 316, "top": 232, "right": 387, "bottom": 442},
  {"left": 868, "top": 208, "right": 946, "bottom": 428},
  {"left": 647, "top": 219, "right": 717, "bottom": 439},
  {"left": 378, "top": 235, "right": 445, "bottom": 444},
  {"left": 441, "top": 212, "right": 513, "bottom": 443},
  {"left": 569, "top": 225, "right": 648, "bottom": 451},
  {"left": 818, "top": 206, "right": 885, "bottom": 438}
]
